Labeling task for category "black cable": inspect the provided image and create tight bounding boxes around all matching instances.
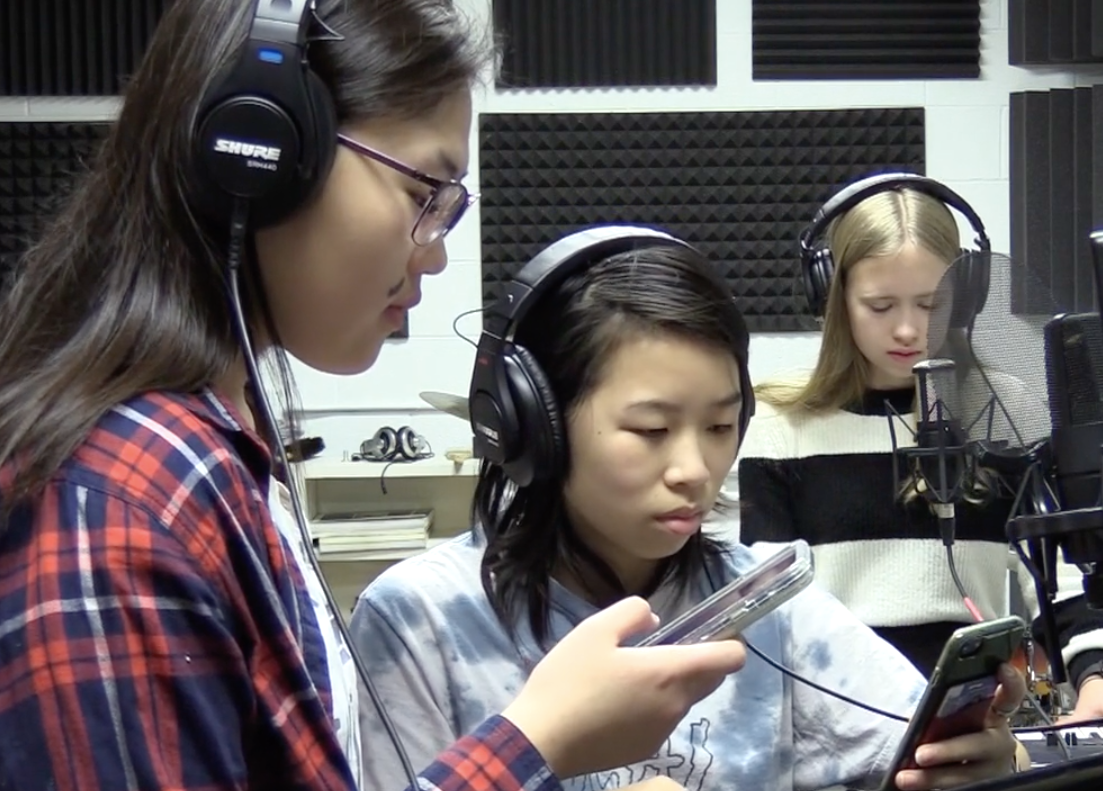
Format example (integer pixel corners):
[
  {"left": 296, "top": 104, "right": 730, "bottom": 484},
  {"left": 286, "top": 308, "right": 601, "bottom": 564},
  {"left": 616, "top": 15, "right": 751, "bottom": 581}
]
[
  {"left": 378, "top": 441, "right": 434, "bottom": 495},
  {"left": 451, "top": 307, "right": 483, "bottom": 348},
  {"left": 947, "top": 544, "right": 968, "bottom": 598},
  {"left": 742, "top": 638, "right": 910, "bottom": 722},
  {"left": 945, "top": 542, "right": 986, "bottom": 623},
  {"left": 936, "top": 513, "right": 985, "bottom": 622},
  {"left": 225, "top": 198, "right": 419, "bottom": 790},
  {"left": 745, "top": 636, "right": 1099, "bottom": 767}
]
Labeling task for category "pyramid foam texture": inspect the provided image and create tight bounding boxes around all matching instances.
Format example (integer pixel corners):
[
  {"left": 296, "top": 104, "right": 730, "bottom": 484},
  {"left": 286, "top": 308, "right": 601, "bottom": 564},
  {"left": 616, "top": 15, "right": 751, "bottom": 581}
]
[
  {"left": 1, "top": 122, "right": 109, "bottom": 284},
  {"left": 479, "top": 109, "right": 926, "bottom": 332}
]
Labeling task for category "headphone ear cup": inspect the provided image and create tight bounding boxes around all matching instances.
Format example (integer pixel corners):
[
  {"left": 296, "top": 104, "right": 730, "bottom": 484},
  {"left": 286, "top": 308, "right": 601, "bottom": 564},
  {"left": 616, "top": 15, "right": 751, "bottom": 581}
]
[
  {"left": 191, "top": 32, "right": 337, "bottom": 229},
  {"left": 504, "top": 346, "right": 565, "bottom": 486},
  {"left": 803, "top": 248, "right": 835, "bottom": 318},
  {"left": 361, "top": 426, "right": 398, "bottom": 461},
  {"left": 396, "top": 426, "right": 424, "bottom": 460},
  {"left": 380, "top": 426, "right": 399, "bottom": 460},
  {"left": 395, "top": 426, "right": 413, "bottom": 460},
  {"left": 192, "top": 90, "right": 304, "bottom": 228},
  {"left": 248, "top": 70, "right": 337, "bottom": 227},
  {"left": 949, "top": 250, "right": 990, "bottom": 328},
  {"left": 967, "top": 248, "right": 990, "bottom": 316},
  {"left": 300, "top": 68, "right": 337, "bottom": 206}
]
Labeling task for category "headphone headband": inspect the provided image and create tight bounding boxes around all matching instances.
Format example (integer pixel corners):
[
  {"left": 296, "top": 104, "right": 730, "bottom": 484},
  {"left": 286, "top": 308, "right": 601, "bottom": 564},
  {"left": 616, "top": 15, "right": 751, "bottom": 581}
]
[
  {"left": 251, "top": 0, "right": 313, "bottom": 43},
  {"left": 470, "top": 224, "right": 754, "bottom": 487},
  {"left": 799, "top": 172, "right": 991, "bottom": 256},
  {"left": 481, "top": 225, "right": 693, "bottom": 343}
]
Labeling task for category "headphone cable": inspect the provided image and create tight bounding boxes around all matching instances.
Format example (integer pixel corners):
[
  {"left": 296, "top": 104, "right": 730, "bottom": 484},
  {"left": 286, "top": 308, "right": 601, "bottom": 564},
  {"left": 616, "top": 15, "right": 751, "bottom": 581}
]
[
  {"left": 225, "top": 198, "right": 419, "bottom": 791},
  {"left": 744, "top": 637, "right": 1089, "bottom": 764},
  {"left": 742, "top": 638, "right": 909, "bottom": 722},
  {"left": 943, "top": 535, "right": 985, "bottom": 623},
  {"left": 452, "top": 306, "right": 483, "bottom": 348}
]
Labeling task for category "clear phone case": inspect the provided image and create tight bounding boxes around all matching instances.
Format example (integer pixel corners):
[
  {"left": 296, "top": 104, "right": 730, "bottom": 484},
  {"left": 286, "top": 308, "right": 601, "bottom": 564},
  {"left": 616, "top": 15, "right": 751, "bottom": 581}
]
[{"left": 638, "top": 540, "right": 815, "bottom": 646}]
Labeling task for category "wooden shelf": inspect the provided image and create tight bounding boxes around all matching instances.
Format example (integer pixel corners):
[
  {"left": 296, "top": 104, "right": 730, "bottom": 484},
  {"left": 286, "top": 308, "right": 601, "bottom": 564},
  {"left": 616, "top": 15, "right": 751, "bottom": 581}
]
[
  {"left": 300, "top": 456, "right": 478, "bottom": 480},
  {"left": 302, "top": 456, "right": 477, "bottom": 613}
]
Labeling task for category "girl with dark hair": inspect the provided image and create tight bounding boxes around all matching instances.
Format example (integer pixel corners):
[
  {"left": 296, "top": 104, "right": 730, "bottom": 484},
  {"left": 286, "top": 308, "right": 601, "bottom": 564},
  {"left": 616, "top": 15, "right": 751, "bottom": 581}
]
[
  {"left": 350, "top": 238, "right": 1024, "bottom": 791},
  {"left": 0, "top": 2, "right": 747, "bottom": 790}
]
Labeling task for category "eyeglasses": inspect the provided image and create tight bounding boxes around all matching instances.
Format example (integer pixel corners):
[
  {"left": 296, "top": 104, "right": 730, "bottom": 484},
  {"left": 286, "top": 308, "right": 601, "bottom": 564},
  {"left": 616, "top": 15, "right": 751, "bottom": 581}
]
[{"left": 336, "top": 133, "right": 478, "bottom": 247}]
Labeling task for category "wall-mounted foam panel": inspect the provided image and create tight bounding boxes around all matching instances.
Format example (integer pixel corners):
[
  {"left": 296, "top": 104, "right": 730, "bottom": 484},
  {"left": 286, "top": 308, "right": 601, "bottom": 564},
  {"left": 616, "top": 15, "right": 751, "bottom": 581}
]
[
  {"left": 0, "top": 122, "right": 108, "bottom": 283},
  {"left": 752, "top": 0, "right": 981, "bottom": 80},
  {"left": 478, "top": 109, "right": 926, "bottom": 333},
  {"left": 0, "top": 0, "right": 172, "bottom": 95},
  {"left": 491, "top": 0, "right": 716, "bottom": 88},
  {"left": 1009, "top": 86, "right": 1103, "bottom": 315},
  {"left": 1008, "top": 0, "right": 1103, "bottom": 65}
]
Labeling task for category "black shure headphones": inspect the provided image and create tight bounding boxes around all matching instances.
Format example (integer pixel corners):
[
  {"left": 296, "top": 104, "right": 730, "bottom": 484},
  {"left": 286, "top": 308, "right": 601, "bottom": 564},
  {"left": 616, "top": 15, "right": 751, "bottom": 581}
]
[
  {"left": 468, "top": 225, "right": 755, "bottom": 488},
  {"left": 192, "top": 0, "right": 337, "bottom": 229},
  {"left": 798, "top": 173, "right": 992, "bottom": 326}
]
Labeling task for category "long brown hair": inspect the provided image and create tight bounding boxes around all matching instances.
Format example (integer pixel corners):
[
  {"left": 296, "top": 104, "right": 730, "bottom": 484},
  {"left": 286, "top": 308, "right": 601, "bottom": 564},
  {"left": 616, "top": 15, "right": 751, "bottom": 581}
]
[
  {"left": 759, "top": 187, "right": 961, "bottom": 412},
  {"left": 0, "top": 0, "right": 493, "bottom": 513}
]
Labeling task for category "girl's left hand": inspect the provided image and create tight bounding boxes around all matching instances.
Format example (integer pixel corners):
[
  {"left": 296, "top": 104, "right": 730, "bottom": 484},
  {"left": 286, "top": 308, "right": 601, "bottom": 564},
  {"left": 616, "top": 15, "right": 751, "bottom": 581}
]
[{"left": 893, "top": 663, "right": 1026, "bottom": 790}]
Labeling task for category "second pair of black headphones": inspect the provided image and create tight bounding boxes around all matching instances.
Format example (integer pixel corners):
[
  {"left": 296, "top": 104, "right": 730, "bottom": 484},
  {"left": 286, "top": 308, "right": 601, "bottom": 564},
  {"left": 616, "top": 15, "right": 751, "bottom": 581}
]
[
  {"left": 798, "top": 173, "right": 992, "bottom": 327},
  {"left": 192, "top": 0, "right": 336, "bottom": 229},
  {"left": 468, "top": 226, "right": 755, "bottom": 488},
  {"left": 354, "top": 425, "right": 430, "bottom": 462}
]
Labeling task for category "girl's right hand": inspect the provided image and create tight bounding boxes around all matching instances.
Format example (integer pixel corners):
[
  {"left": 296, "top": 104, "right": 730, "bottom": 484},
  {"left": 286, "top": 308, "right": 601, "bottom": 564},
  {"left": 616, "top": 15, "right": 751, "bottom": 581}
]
[{"left": 501, "top": 596, "right": 746, "bottom": 779}]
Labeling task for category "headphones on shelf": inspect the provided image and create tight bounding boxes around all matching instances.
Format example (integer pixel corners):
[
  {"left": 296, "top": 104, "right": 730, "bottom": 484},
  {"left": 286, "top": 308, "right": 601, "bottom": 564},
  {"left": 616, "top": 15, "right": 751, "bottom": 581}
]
[
  {"left": 354, "top": 426, "right": 431, "bottom": 462},
  {"left": 798, "top": 173, "right": 992, "bottom": 327},
  {"left": 468, "top": 225, "right": 755, "bottom": 488},
  {"left": 191, "top": 0, "right": 337, "bottom": 229}
]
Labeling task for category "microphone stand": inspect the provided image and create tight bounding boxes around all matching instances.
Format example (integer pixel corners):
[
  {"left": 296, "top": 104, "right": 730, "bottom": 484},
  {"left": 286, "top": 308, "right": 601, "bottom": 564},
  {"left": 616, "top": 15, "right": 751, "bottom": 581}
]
[
  {"left": 886, "top": 372, "right": 983, "bottom": 622},
  {"left": 1007, "top": 450, "right": 1103, "bottom": 686}
]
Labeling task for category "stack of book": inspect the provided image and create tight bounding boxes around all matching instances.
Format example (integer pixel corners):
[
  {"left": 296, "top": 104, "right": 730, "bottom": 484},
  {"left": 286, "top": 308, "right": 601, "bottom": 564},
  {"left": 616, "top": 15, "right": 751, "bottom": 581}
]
[{"left": 309, "top": 509, "right": 433, "bottom": 561}]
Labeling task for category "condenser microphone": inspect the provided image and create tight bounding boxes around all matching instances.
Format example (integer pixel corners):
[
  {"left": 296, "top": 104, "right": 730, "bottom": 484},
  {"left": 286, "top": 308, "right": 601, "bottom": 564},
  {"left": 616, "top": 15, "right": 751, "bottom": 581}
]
[
  {"left": 1043, "top": 309, "right": 1103, "bottom": 609},
  {"left": 913, "top": 359, "right": 970, "bottom": 543},
  {"left": 911, "top": 358, "right": 986, "bottom": 622}
]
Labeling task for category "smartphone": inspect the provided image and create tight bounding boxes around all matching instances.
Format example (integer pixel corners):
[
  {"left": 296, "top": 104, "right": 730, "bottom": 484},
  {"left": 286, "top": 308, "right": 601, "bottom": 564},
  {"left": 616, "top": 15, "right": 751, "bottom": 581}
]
[
  {"left": 637, "top": 540, "right": 814, "bottom": 647},
  {"left": 879, "top": 615, "right": 1027, "bottom": 791}
]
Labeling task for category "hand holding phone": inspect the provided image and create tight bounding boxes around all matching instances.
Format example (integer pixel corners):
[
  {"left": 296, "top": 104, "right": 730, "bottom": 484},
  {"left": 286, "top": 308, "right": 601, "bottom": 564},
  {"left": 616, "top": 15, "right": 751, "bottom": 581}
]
[
  {"left": 879, "top": 616, "right": 1027, "bottom": 791},
  {"left": 637, "top": 541, "right": 814, "bottom": 647}
]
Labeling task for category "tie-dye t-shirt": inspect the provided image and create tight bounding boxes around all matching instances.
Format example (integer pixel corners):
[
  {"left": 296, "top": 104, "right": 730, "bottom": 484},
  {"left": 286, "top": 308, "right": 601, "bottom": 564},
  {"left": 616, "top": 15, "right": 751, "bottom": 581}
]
[{"left": 350, "top": 532, "right": 926, "bottom": 791}]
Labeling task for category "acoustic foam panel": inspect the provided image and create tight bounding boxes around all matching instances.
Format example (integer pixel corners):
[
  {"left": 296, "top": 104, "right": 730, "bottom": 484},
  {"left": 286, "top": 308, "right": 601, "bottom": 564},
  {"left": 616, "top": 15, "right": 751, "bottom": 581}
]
[
  {"left": 491, "top": 0, "right": 716, "bottom": 88},
  {"left": 1008, "top": 0, "right": 1103, "bottom": 65},
  {"left": 478, "top": 109, "right": 926, "bottom": 333},
  {"left": 0, "top": 120, "right": 411, "bottom": 339},
  {"left": 1, "top": 0, "right": 172, "bottom": 95},
  {"left": 752, "top": 0, "right": 981, "bottom": 80},
  {"left": 1009, "top": 87, "right": 1103, "bottom": 316},
  {"left": 0, "top": 122, "right": 108, "bottom": 283}
]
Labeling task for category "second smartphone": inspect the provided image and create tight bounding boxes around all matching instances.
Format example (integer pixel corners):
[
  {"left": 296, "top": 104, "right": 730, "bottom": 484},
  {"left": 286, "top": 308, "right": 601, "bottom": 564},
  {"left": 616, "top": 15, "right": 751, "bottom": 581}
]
[{"left": 878, "top": 615, "right": 1027, "bottom": 791}]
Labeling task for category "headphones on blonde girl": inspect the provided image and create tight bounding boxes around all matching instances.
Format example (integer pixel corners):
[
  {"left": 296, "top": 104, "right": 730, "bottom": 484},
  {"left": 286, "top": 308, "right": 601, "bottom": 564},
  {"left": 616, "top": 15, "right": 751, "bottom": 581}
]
[
  {"left": 468, "top": 225, "right": 755, "bottom": 488},
  {"left": 798, "top": 173, "right": 993, "bottom": 326}
]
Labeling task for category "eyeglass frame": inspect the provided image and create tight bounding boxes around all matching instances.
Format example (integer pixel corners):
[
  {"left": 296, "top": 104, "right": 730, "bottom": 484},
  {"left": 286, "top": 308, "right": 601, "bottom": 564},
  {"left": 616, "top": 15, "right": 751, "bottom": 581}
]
[{"left": 336, "top": 132, "right": 478, "bottom": 246}]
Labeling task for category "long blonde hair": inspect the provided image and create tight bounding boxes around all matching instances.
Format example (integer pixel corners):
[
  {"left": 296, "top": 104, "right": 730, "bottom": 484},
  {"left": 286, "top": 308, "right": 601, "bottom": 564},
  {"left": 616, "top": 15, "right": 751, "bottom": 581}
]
[{"left": 759, "top": 187, "right": 961, "bottom": 412}]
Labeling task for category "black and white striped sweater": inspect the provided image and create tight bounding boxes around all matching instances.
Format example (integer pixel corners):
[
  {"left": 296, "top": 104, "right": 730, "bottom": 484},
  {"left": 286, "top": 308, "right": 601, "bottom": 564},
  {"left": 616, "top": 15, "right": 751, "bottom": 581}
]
[{"left": 734, "top": 387, "right": 1103, "bottom": 683}]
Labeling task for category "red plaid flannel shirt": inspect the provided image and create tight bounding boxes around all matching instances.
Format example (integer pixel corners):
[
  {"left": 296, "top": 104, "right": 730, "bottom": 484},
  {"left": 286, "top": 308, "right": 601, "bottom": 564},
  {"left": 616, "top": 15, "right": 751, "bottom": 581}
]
[{"left": 0, "top": 389, "right": 560, "bottom": 791}]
